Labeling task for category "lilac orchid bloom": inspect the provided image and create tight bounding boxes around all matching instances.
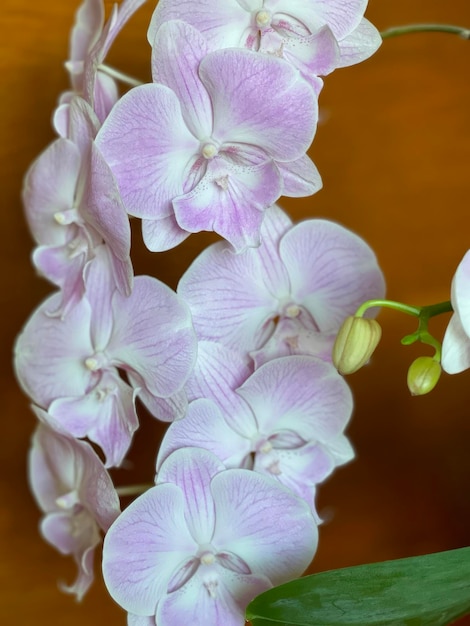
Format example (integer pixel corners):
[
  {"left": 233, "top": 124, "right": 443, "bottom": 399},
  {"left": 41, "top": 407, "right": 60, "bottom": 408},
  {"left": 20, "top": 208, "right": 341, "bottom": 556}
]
[
  {"left": 23, "top": 98, "right": 133, "bottom": 316},
  {"left": 96, "top": 20, "right": 320, "bottom": 252},
  {"left": 103, "top": 447, "right": 318, "bottom": 625},
  {"left": 178, "top": 204, "right": 386, "bottom": 367},
  {"left": 29, "top": 421, "right": 120, "bottom": 599},
  {"left": 442, "top": 249, "right": 470, "bottom": 373},
  {"left": 148, "top": 0, "right": 381, "bottom": 88},
  {"left": 14, "top": 248, "right": 197, "bottom": 466},
  {"left": 58, "top": 0, "right": 147, "bottom": 124},
  {"left": 158, "top": 342, "right": 353, "bottom": 514}
]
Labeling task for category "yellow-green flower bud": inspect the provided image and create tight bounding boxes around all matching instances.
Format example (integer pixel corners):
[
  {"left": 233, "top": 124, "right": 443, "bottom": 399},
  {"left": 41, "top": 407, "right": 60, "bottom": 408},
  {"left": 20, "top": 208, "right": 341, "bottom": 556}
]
[
  {"left": 332, "top": 316, "right": 382, "bottom": 375},
  {"left": 407, "top": 356, "right": 441, "bottom": 396}
]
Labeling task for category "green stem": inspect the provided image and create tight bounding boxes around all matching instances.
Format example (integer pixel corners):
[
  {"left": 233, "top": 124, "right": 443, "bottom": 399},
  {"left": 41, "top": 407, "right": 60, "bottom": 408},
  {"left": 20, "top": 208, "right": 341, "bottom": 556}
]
[
  {"left": 116, "top": 483, "right": 153, "bottom": 497},
  {"left": 98, "top": 63, "right": 144, "bottom": 87},
  {"left": 355, "top": 299, "right": 452, "bottom": 319},
  {"left": 381, "top": 24, "right": 470, "bottom": 40}
]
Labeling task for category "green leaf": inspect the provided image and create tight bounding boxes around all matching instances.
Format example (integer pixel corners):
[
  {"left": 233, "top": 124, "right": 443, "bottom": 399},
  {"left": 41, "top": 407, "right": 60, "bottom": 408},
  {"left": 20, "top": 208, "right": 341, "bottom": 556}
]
[{"left": 246, "top": 547, "right": 470, "bottom": 626}]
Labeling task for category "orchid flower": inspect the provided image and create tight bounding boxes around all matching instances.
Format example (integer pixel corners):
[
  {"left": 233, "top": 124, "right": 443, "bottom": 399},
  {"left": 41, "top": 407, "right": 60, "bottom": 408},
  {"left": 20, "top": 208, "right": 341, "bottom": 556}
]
[
  {"left": 23, "top": 97, "right": 133, "bottom": 315},
  {"left": 158, "top": 342, "right": 353, "bottom": 514},
  {"left": 29, "top": 421, "right": 120, "bottom": 599},
  {"left": 148, "top": 0, "right": 381, "bottom": 88},
  {"left": 96, "top": 20, "right": 320, "bottom": 252},
  {"left": 178, "top": 204, "right": 385, "bottom": 367},
  {"left": 14, "top": 247, "right": 197, "bottom": 466},
  {"left": 441, "top": 249, "right": 470, "bottom": 373},
  {"left": 58, "top": 0, "right": 148, "bottom": 124},
  {"left": 102, "top": 447, "right": 318, "bottom": 625}
]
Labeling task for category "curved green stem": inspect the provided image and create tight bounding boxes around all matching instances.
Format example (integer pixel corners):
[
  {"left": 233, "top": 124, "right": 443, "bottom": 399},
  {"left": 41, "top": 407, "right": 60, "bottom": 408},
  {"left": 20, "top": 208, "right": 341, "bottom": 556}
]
[
  {"left": 98, "top": 63, "right": 144, "bottom": 87},
  {"left": 355, "top": 299, "right": 452, "bottom": 319},
  {"left": 116, "top": 483, "right": 153, "bottom": 497},
  {"left": 381, "top": 24, "right": 470, "bottom": 40}
]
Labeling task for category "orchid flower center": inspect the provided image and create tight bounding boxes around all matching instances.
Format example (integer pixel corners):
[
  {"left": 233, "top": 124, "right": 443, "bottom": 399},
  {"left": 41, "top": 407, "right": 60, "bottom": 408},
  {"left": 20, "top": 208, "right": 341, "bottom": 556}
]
[
  {"left": 255, "top": 9, "right": 272, "bottom": 29},
  {"left": 53, "top": 208, "right": 79, "bottom": 225},
  {"left": 84, "top": 351, "right": 107, "bottom": 371},
  {"left": 201, "top": 142, "right": 218, "bottom": 159}
]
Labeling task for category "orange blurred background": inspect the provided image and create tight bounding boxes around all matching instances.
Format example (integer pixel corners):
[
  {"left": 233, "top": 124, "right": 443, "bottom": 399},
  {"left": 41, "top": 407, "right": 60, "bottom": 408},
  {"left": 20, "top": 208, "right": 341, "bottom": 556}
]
[{"left": 1, "top": 0, "right": 469, "bottom": 623}]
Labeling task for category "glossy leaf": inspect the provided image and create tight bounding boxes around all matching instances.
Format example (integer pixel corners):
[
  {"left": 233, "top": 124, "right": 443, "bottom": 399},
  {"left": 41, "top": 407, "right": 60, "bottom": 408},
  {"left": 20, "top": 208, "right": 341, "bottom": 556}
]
[{"left": 246, "top": 547, "right": 470, "bottom": 625}]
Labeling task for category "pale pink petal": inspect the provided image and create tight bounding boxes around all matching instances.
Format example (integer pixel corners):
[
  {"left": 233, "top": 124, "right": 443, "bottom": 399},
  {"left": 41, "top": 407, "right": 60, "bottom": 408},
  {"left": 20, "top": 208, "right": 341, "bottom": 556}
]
[
  {"left": 157, "top": 398, "right": 252, "bottom": 471},
  {"left": 148, "top": 0, "right": 251, "bottom": 50},
  {"left": 157, "top": 568, "right": 271, "bottom": 626},
  {"left": 151, "top": 20, "right": 212, "bottom": 138},
  {"left": 156, "top": 447, "right": 224, "bottom": 543},
  {"left": 96, "top": 84, "right": 199, "bottom": 219},
  {"left": 109, "top": 276, "right": 197, "bottom": 398},
  {"left": 142, "top": 215, "right": 190, "bottom": 252},
  {"left": 212, "top": 470, "right": 318, "bottom": 585},
  {"left": 14, "top": 293, "right": 93, "bottom": 407},
  {"left": 173, "top": 158, "right": 281, "bottom": 251},
  {"left": 280, "top": 219, "right": 385, "bottom": 331},
  {"left": 178, "top": 241, "right": 278, "bottom": 351},
  {"left": 338, "top": 18, "right": 382, "bottom": 67},
  {"left": 103, "top": 484, "right": 197, "bottom": 615},
  {"left": 451, "top": 249, "right": 470, "bottom": 337},
  {"left": 237, "top": 356, "right": 353, "bottom": 442},
  {"left": 22, "top": 138, "right": 81, "bottom": 246},
  {"left": 277, "top": 154, "right": 323, "bottom": 197},
  {"left": 202, "top": 48, "right": 317, "bottom": 160},
  {"left": 442, "top": 314, "right": 470, "bottom": 374},
  {"left": 276, "top": 0, "right": 367, "bottom": 39}
]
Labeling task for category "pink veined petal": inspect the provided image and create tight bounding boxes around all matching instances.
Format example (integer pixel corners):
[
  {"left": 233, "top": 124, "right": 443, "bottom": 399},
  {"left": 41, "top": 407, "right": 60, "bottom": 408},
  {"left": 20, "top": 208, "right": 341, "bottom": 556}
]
[
  {"left": 103, "top": 484, "right": 198, "bottom": 616},
  {"left": 277, "top": 154, "right": 323, "bottom": 198},
  {"left": 253, "top": 441, "right": 336, "bottom": 507},
  {"left": 67, "top": 96, "right": 100, "bottom": 157},
  {"left": 152, "top": 20, "right": 212, "bottom": 139},
  {"left": 93, "top": 70, "right": 119, "bottom": 122},
  {"left": 148, "top": 0, "right": 252, "bottom": 51},
  {"left": 28, "top": 422, "right": 120, "bottom": 529},
  {"left": 67, "top": 0, "right": 104, "bottom": 93},
  {"left": 82, "top": 244, "right": 117, "bottom": 349},
  {"left": 82, "top": 143, "right": 132, "bottom": 263},
  {"left": 237, "top": 356, "right": 353, "bottom": 442},
  {"left": 141, "top": 215, "right": 190, "bottom": 253},
  {"left": 96, "top": 84, "right": 199, "bottom": 220},
  {"left": 202, "top": 48, "right": 317, "bottom": 160},
  {"left": 156, "top": 448, "right": 224, "bottom": 544},
  {"left": 274, "top": 0, "right": 368, "bottom": 39},
  {"left": 185, "top": 342, "right": 257, "bottom": 437},
  {"left": 49, "top": 372, "right": 139, "bottom": 468},
  {"left": 211, "top": 469, "right": 318, "bottom": 585},
  {"left": 173, "top": 158, "right": 282, "bottom": 251},
  {"left": 261, "top": 23, "right": 339, "bottom": 79},
  {"left": 337, "top": 18, "right": 382, "bottom": 68},
  {"left": 22, "top": 138, "right": 81, "bottom": 246},
  {"left": 157, "top": 567, "right": 271, "bottom": 626},
  {"left": 280, "top": 219, "right": 386, "bottom": 331},
  {"left": 442, "top": 314, "right": 470, "bottom": 374},
  {"left": 186, "top": 341, "right": 252, "bottom": 403},
  {"left": 177, "top": 241, "right": 279, "bottom": 351},
  {"left": 108, "top": 276, "right": 197, "bottom": 398},
  {"left": 14, "top": 293, "right": 93, "bottom": 407},
  {"left": 127, "top": 370, "right": 188, "bottom": 422},
  {"left": 32, "top": 242, "right": 88, "bottom": 316},
  {"left": 157, "top": 398, "right": 252, "bottom": 472}
]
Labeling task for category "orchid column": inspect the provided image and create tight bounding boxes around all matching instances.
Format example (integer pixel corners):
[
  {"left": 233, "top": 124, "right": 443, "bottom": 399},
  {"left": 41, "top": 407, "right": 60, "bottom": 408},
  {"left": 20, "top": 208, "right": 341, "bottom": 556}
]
[{"left": 14, "top": 0, "right": 385, "bottom": 624}]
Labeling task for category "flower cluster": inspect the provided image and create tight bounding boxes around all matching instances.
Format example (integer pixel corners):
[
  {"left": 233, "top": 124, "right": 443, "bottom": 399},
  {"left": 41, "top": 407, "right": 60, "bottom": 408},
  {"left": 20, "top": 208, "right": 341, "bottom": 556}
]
[{"left": 15, "top": 0, "right": 385, "bottom": 624}]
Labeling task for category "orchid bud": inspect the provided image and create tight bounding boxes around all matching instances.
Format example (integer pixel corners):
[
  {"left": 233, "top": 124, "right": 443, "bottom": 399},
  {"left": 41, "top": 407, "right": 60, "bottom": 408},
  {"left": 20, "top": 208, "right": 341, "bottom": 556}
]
[
  {"left": 407, "top": 356, "right": 441, "bottom": 396},
  {"left": 332, "top": 316, "right": 382, "bottom": 375}
]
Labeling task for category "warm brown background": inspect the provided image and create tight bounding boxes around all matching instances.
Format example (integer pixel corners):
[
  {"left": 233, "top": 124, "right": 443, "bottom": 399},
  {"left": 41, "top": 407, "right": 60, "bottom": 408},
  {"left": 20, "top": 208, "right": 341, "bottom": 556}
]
[{"left": 1, "top": 1, "right": 470, "bottom": 624}]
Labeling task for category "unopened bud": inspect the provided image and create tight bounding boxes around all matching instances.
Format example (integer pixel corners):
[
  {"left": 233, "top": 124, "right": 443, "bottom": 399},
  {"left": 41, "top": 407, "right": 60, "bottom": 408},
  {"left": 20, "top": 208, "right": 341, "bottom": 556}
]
[
  {"left": 332, "top": 316, "right": 382, "bottom": 375},
  {"left": 407, "top": 356, "right": 441, "bottom": 396}
]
